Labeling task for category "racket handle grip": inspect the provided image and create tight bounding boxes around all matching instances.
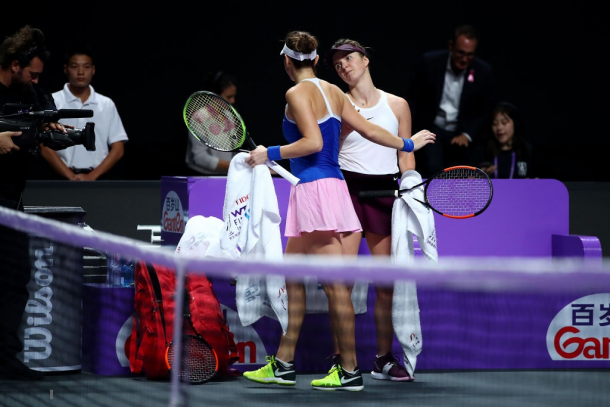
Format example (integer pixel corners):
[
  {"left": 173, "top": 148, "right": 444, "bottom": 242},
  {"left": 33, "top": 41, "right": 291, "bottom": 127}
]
[
  {"left": 265, "top": 161, "right": 300, "bottom": 186},
  {"left": 359, "top": 190, "right": 399, "bottom": 198}
]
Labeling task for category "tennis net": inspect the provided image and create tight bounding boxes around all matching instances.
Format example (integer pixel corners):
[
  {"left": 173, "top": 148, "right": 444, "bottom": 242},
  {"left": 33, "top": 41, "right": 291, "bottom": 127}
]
[{"left": 0, "top": 205, "right": 609, "bottom": 407}]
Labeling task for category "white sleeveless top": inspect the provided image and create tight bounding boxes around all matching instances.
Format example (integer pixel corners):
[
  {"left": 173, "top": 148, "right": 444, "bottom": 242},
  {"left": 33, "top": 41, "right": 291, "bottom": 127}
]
[{"left": 338, "top": 90, "right": 400, "bottom": 175}]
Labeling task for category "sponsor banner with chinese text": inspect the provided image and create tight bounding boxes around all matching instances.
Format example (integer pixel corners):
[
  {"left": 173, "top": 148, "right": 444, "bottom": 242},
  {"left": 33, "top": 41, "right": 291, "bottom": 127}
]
[{"left": 160, "top": 177, "right": 189, "bottom": 247}]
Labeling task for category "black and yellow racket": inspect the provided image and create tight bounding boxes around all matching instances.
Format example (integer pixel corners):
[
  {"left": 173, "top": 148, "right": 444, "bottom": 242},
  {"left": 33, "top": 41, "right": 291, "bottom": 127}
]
[
  {"left": 183, "top": 91, "right": 299, "bottom": 185},
  {"left": 165, "top": 288, "right": 218, "bottom": 384},
  {"left": 359, "top": 166, "right": 493, "bottom": 219}
]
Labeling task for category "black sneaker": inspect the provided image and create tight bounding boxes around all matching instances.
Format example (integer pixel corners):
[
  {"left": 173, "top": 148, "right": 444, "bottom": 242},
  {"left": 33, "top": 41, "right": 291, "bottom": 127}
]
[
  {"left": 311, "top": 364, "right": 364, "bottom": 391},
  {"left": 0, "top": 354, "right": 44, "bottom": 381},
  {"left": 371, "top": 352, "right": 414, "bottom": 382}
]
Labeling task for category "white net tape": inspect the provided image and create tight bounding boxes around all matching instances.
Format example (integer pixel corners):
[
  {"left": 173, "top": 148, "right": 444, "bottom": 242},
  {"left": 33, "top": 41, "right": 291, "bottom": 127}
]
[{"left": 1, "top": 206, "right": 608, "bottom": 292}]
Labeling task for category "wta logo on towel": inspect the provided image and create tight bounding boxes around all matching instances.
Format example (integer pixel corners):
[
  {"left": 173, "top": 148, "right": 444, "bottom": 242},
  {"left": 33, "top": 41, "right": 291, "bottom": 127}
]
[
  {"left": 162, "top": 191, "right": 187, "bottom": 233},
  {"left": 547, "top": 293, "right": 610, "bottom": 360},
  {"left": 225, "top": 193, "right": 250, "bottom": 245}
]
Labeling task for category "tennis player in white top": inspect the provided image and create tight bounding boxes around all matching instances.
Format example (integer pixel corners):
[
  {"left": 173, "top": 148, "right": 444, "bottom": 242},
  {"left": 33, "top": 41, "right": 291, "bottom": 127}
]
[{"left": 327, "top": 38, "right": 426, "bottom": 382}]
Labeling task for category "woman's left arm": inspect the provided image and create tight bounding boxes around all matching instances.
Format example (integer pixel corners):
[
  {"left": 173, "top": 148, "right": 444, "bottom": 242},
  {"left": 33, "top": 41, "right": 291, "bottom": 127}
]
[
  {"left": 389, "top": 95, "right": 416, "bottom": 173},
  {"left": 249, "top": 87, "right": 323, "bottom": 165}
]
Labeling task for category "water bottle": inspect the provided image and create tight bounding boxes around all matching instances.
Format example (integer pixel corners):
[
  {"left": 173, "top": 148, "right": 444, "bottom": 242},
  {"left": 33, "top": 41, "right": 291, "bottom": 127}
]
[
  {"left": 107, "top": 253, "right": 121, "bottom": 287},
  {"left": 120, "top": 258, "right": 135, "bottom": 288}
]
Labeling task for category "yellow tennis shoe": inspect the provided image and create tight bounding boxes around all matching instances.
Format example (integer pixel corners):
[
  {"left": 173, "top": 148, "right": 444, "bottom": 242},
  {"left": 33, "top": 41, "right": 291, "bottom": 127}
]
[
  {"left": 311, "top": 364, "right": 364, "bottom": 391},
  {"left": 242, "top": 355, "right": 296, "bottom": 386}
]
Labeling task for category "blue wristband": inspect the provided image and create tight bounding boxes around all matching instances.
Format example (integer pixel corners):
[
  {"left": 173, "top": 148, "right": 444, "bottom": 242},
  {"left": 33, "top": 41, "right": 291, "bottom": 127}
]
[
  {"left": 401, "top": 138, "right": 414, "bottom": 153},
  {"left": 267, "top": 145, "right": 282, "bottom": 161}
]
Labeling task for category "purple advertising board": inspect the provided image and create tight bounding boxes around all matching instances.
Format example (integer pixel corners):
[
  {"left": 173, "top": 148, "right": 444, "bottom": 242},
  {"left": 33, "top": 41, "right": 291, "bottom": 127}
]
[
  {"left": 159, "top": 177, "right": 608, "bottom": 371},
  {"left": 82, "top": 284, "right": 134, "bottom": 375},
  {"left": 169, "top": 178, "right": 574, "bottom": 257},
  {"left": 211, "top": 277, "right": 610, "bottom": 372}
]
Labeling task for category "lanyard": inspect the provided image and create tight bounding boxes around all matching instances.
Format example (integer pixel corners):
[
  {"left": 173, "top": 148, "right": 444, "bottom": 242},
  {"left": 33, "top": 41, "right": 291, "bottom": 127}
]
[{"left": 494, "top": 152, "right": 516, "bottom": 179}]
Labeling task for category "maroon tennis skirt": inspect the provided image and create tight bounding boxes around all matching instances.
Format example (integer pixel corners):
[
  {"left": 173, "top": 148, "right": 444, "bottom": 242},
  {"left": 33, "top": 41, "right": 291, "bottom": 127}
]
[{"left": 342, "top": 169, "right": 400, "bottom": 237}]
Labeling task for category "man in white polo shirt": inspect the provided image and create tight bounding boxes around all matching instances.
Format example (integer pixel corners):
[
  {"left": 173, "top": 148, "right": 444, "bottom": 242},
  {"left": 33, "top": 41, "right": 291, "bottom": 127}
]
[{"left": 41, "top": 42, "right": 128, "bottom": 180}]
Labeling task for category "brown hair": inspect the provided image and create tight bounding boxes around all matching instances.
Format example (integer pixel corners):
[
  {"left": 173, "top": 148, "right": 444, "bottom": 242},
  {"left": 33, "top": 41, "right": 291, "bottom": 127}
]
[
  {"left": 283, "top": 31, "right": 318, "bottom": 71},
  {"left": 0, "top": 25, "right": 49, "bottom": 69},
  {"left": 452, "top": 24, "right": 478, "bottom": 42}
]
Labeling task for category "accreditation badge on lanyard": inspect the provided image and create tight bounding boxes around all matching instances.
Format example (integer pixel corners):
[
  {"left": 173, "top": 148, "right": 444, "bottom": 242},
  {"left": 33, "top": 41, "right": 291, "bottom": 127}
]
[
  {"left": 494, "top": 152, "right": 516, "bottom": 179},
  {"left": 517, "top": 161, "right": 528, "bottom": 177}
]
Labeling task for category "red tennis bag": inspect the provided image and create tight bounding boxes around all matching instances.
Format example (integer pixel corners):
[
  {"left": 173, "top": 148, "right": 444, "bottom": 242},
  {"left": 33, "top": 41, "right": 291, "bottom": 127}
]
[
  {"left": 126, "top": 261, "right": 238, "bottom": 380},
  {"left": 185, "top": 270, "right": 240, "bottom": 374}
]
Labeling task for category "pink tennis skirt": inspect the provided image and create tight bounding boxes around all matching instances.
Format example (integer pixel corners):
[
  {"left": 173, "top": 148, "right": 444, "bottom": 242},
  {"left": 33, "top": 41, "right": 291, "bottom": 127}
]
[{"left": 284, "top": 177, "right": 362, "bottom": 237}]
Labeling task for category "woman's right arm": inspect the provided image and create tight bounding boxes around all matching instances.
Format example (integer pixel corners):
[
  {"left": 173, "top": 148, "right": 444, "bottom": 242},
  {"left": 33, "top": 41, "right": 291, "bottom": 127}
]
[{"left": 340, "top": 93, "right": 435, "bottom": 152}]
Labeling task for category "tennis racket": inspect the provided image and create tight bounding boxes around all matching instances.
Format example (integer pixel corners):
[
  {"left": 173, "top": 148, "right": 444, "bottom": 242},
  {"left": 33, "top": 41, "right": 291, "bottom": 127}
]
[
  {"left": 359, "top": 166, "right": 493, "bottom": 219},
  {"left": 165, "top": 288, "right": 218, "bottom": 384},
  {"left": 183, "top": 91, "right": 299, "bottom": 186}
]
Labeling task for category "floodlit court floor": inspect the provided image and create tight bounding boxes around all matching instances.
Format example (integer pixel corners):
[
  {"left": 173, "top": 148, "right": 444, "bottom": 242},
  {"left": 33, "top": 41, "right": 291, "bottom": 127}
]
[{"left": 1, "top": 369, "right": 609, "bottom": 407}]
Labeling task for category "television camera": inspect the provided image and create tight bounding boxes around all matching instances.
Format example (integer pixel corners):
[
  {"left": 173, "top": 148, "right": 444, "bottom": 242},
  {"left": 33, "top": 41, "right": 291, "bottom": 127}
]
[{"left": 0, "top": 103, "right": 96, "bottom": 153}]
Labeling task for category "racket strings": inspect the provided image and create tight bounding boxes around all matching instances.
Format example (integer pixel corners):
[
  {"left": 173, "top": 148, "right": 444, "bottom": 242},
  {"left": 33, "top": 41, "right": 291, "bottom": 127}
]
[
  {"left": 427, "top": 168, "right": 491, "bottom": 216},
  {"left": 185, "top": 93, "right": 244, "bottom": 151},
  {"left": 167, "top": 335, "right": 217, "bottom": 383}
]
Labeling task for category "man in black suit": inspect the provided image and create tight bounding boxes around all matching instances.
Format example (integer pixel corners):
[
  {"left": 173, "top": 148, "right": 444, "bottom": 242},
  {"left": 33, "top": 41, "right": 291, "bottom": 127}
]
[{"left": 408, "top": 25, "right": 495, "bottom": 178}]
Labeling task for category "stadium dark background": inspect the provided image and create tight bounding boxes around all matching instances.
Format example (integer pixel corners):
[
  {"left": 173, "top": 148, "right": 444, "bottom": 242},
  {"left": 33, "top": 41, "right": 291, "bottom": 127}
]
[{"left": 4, "top": 3, "right": 606, "bottom": 181}]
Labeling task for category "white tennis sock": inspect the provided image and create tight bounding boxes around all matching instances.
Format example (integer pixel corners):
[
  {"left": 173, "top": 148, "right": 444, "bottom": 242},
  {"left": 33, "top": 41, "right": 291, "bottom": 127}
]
[{"left": 276, "top": 357, "right": 293, "bottom": 367}]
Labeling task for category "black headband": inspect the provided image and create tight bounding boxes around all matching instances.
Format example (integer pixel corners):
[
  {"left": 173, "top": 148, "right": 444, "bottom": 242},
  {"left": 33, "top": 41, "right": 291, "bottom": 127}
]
[{"left": 325, "top": 44, "right": 368, "bottom": 67}]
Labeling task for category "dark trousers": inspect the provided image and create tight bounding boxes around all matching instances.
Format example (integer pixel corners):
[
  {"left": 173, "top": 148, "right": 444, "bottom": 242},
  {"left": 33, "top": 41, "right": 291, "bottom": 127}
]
[
  {"left": 42, "top": 167, "right": 118, "bottom": 180},
  {"left": 418, "top": 124, "right": 470, "bottom": 178},
  {"left": 0, "top": 193, "right": 31, "bottom": 358}
]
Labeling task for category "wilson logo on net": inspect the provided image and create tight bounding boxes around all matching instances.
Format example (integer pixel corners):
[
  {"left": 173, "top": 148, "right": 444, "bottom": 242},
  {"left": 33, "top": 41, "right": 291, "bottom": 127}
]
[
  {"left": 547, "top": 293, "right": 610, "bottom": 360},
  {"left": 23, "top": 244, "right": 55, "bottom": 363}
]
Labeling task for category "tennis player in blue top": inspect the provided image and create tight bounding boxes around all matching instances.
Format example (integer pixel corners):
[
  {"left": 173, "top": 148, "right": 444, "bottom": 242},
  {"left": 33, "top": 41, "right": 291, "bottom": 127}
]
[{"left": 242, "top": 30, "right": 435, "bottom": 391}]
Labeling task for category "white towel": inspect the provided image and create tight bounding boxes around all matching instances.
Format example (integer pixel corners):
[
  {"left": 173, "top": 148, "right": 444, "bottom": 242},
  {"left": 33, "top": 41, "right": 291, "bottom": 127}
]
[
  {"left": 391, "top": 169, "right": 438, "bottom": 377},
  {"left": 224, "top": 153, "right": 288, "bottom": 333},
  {"left": 175, "top": 215, "right": 224, "bottom": 258},
  {"left": 393, "top": 170, "right": 438, "bottom": 261}
]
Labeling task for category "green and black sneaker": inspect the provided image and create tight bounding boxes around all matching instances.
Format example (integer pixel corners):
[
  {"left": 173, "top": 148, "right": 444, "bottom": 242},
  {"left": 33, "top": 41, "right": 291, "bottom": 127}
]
[
  {"left": 311, "top": 364, "right": 364, "bottom": 391},
  {"left": 243, "top": 355, "right": 296, "bottom": 386}
]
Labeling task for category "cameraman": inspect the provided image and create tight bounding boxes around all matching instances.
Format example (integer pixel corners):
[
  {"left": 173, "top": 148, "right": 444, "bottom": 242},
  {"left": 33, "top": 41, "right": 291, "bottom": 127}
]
[{"left": 0, "top": 25, "right": 67, "bottom": 380}]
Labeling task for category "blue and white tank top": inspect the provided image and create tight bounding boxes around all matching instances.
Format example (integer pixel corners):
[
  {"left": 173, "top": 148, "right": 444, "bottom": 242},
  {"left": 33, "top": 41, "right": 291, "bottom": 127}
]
[{"left": 282, "top": 78, "right": 344, "bottom": 183}]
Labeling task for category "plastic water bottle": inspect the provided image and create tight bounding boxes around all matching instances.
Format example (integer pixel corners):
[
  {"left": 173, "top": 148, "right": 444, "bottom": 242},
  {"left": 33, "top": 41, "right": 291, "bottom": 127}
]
[
  {"left": 107, "top": 253, "right": 121, "bottom": 287},
  {"left": 120, "top": 259, "right": 135, "bottom": 288},
  {"left": 107, "top": 254, "right": 135, "bottom": 287}
]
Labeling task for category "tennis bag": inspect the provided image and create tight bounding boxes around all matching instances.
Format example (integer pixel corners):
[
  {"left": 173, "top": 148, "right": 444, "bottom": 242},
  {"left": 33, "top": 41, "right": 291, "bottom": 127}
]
[{"left": 127, "top": 261, "right": 238, "bottom": 380}]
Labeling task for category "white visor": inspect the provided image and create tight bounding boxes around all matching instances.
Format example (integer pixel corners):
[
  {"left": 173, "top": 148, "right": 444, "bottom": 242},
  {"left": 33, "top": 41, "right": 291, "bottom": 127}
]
[{"left": 280, "top": 44, "right": 317, "bottom": 61}]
